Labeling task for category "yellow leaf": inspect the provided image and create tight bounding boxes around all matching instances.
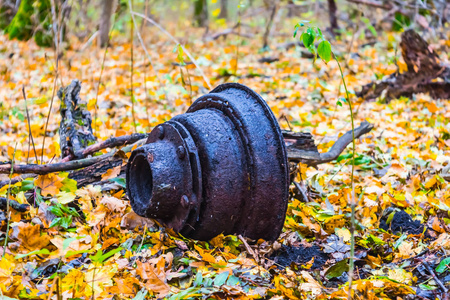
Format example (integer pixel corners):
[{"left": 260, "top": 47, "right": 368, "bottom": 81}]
[
  {"left": 212, "top": 8, "right": 221, "bottom": 17},
  {"left": 336, "top": 228, "right": 351, "bottom": 242},
  {"left": 0, "top": 255, "right": 14, "bottom": 286},
  {"left": 101, "top": 165, "right": 121, "bottom": 180},
  {"left": 35, "top": 173, "right": 64, "bottom": 196},
  {"left": 57, "top": 191, "right": 76, "bottom": 204}
]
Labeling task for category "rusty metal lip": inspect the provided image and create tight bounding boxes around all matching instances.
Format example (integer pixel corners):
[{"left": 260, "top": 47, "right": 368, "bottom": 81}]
[
  {"left": 166, "top": 120, "right": 203, "bottom": 236},
  {"left": 188, "top": 83, "right": 290, "bottom": 240}
]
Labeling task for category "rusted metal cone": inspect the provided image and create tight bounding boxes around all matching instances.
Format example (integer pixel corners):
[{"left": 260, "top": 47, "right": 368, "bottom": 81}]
[{"left": 126, "top": 83, "right": 289, "bottom": 241}]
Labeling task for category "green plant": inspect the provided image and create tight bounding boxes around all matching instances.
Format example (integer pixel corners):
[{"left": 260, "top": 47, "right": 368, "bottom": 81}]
[
  {"left": 48, "top": 202, "right": 80, "bottom": 230},
  {"left": 294, "top": 22, "right": 357, "bottom": 299}
]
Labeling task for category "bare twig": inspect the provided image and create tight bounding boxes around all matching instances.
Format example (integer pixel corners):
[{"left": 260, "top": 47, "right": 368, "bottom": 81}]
[
  {"left": 238, "top": 235, "right": 259, "bottom": 264},
  {"left": 2, "top": 143, "right": 17, "bottom": 259},
  {"left": 61, "top": 133, "right": 147, "bottom": 162},
  {"left": 286, "top": 120, "right": 374, "bottom": 166},
  {"left": 42, "top": 0, "right": 61, "bottom": 164},
  {"left": 130, "top": 6, "right": 137, "bottom": 133},
  {"left": 22, "top": 86, "right": 38, "bottom": 163},
  {"left": 423, "top": 262, "right": 448, "bottom": 293},
  {"left": 129, "top": 0, "right": 168, "bottom": 100},
  {"left": 131, "top": 11, "right": 212, "bottom": 89}
]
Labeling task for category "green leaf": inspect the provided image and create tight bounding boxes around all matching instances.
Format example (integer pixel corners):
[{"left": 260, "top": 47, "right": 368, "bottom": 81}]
[
  {"left": 361, "top": 17, "right": 377, "bottom": 37},
  {"left": 194, "top": 271, "right": 203, "bottom": 287},
  {"left": 61, "top": 177, "right": 77, "bottom": 192},
  {"left": 226, "top": 275, "right": 240, "bottom": 286},
  {"left": 325, "top": 259, "right": 349, "bottom": 279},
  {"left": 109, "top": 177, "right": 126, "bottom": 188},
  {"left": 90, "top": 247, "right": 123, "bottom": 264},
  {"left": 60, "top": 215, "right": 73, "bottom": 229},
  {"left": 49, "top": 218, "right": 62, "bottom": 228},
  {"left": 301, "top": 29, "right": 315, "bottom": 48},
  {"left": 214, "top": 271, "right": 229, "bottom": 287},
  {"left": 436, "top": 257, "right": 450, "bottom": 273},
  {"left": 317, "top": 40, "right": 332, "bottom": 63},
  {"left": 20, "top": 179, "right": 34, "bottom": 192},
  {"left": 132, "top": 288, "right": 148, "bottom": 300},
  {"left": 48, "top": 205, "right": 64, "bottom": 217},
  {"left": 15, "top": 248, "right": 50, "bottom": 259}
]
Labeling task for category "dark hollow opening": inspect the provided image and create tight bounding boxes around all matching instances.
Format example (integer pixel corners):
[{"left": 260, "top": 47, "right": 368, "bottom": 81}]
[{"left": 129, "top": 154, "right": 153, "bottom": 215}]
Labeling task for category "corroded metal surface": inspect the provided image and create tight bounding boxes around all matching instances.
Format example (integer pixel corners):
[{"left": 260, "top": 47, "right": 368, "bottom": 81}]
[{"left": 126, "top": 83, "right": 289, "bottom": 241}]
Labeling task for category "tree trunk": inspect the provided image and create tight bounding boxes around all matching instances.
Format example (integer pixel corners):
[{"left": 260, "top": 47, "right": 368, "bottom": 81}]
[
  {"left": 327, "top": 0, "right": 339, "bottom": 34},
  {"left": 194, "top": 0, "right": 208, "bottom": 27},
  {"left": 262, "top": 0, "right": 278, "bottom": 49},
  {"left": 99, "top": 0, "right": 114, "bottom": 47},
  {"left": 219, "top": 0, "right": 228, "bottom": 19}
]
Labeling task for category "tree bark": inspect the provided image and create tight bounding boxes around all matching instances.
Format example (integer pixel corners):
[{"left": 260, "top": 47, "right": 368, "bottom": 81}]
[
  {"left": 194, "top": 0, "right": 208, "bottom": 27},
  {"left": 262, "top": 0, "right": 278, "bottom": 49},
  {"left": 99, "top": 0, "right": 114, "bottom": 47},
  {"left": 327, "top": 0, "right": 339, "bottom": 34},
  {"left": 219, "top": 0, "right": 228, "bottom": 19}
]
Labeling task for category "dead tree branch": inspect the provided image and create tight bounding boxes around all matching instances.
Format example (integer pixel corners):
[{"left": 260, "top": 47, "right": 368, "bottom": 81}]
[
  {"left": 0, "top": 197, "right": 30, "bottom": 212},
  {"left": 0, "top": 140, "right": 145, "bottom": 175},
  {"left": 285, "top": 121, "right": 374, "bottom": 167},
  {"left": 61, "top": 133, "right": 147, "bottom": 162}
]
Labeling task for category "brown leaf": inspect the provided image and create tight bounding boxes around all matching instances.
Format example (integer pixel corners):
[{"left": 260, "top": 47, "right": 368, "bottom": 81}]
[
  {"left": 34, "top": 173, "right": 64, "bottom": 196},
  {"left": 12, "top": 222, "right": 50, "bottom": 252},
  {"left": 120, "top": 211, "right": 154, "bottom": 230}
]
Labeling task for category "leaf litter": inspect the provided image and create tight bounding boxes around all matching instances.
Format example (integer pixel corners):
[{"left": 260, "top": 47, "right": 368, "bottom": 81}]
[{"left": 0, "top": 20, "right": 449, "bottom": 300}]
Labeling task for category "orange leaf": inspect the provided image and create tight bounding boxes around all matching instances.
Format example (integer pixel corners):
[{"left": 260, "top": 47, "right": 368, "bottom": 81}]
[
  {"left": 35, "top": 173, "right": 64, "bottom": 196},
  {"left": 13, "top": 223, "right": 50, "bottom": 252}
]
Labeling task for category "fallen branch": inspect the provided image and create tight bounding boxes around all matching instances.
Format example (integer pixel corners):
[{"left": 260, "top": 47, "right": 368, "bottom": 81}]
[
  {"left": 61, "top": 133, "right": 147, "bottom": 162},
  {"left": 0, "top": 174, "right": 36, "bottom": 189},
  {"left": 59, "top": 80, "right": 96, "bottom": 159},
  {"left": 423, "top": 261, "right": 448, "bottom": 293},
  {"left": 285, "top": 120, "right": 374, "bottom": 167},
  {"left": 0, "top": 197, "right": 30, "bottom": 212},
  {"left": 0, "top": 140, "right": 145, "bottom": 175}
]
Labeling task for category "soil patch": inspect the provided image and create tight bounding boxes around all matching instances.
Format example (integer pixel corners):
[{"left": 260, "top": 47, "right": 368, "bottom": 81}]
[
  {"left": 380, "top": 210, "right": 425, "bottom": 235},
  {"left": 272, "top": 245, "right": 329, "bottom": 269}
]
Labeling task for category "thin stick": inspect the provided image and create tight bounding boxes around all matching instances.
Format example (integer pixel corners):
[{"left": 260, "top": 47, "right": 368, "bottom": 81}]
[
  {"left": 94, "top": 15, "right": 116, "bottom": 135},
  {"left": 22, "top": 86, "right": 38, "bottom": 163},
  {"left": 130, "top": 3, "right": 137, "bottom": 133},
  {"left": 2, "top": 143, "right": 17, "bottom": 259},
  {"left": 238, "top": 234, "right": 259, "bottom": 264},
  {"left": 0, "top": 197, "right": 30, "bottom": 212},
  {"left": 335, "top": 55, "right": 357, "bottom": 300},
  {"left": 143, "top": 56, "right": 151, "bottom": 131},
  {"left": 423, "top": 262, "right": 448, "bottom": 293},
  {"left": 131, "top": 10, "right": 212, "bottom": 89},
  {"left": 129, "top": 0, "right": 168, "bottom": 100},
  {"left": 60, "top": 133, "right": 146, "bottom": 162},
  {"left": 42, "top": 0, "right": 61, "bottom": 164}
]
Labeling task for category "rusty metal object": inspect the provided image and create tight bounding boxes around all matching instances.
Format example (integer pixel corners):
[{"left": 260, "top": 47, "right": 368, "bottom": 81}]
[{"left": 126, "top": 83, "right": 289, "bottom": 241}]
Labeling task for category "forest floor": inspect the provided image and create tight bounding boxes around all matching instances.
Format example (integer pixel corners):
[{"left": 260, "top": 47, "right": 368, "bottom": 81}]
[{"left": 0, "top": 27, "right": 450, "bottom": 299}]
